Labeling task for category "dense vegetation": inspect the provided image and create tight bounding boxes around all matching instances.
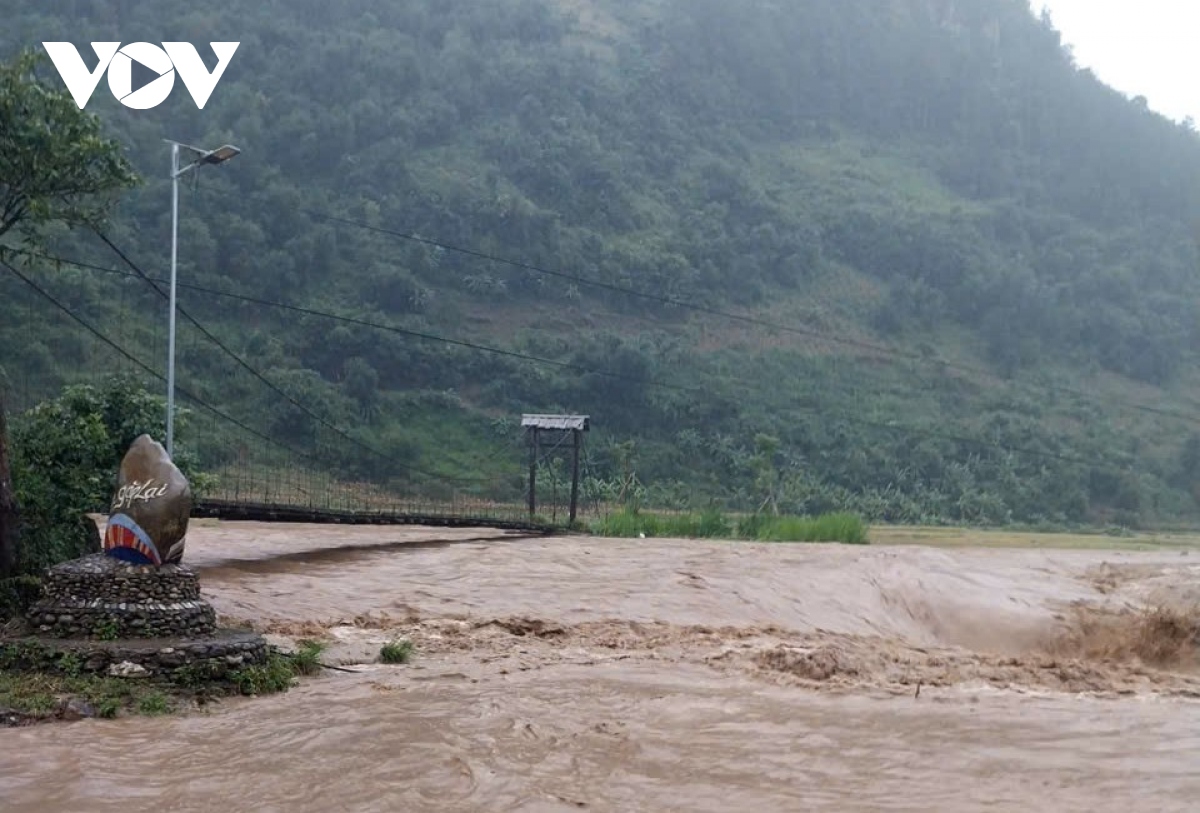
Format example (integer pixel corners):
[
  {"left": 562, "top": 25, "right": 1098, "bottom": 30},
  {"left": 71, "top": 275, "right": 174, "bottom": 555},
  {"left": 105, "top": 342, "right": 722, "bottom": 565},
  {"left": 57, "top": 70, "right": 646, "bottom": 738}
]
[
  {"left": 4, "top": 0, "right": 1200, "bottom": 528},
  {"left": 5, "top": 380, "right": 206, "bottom": 576},
  {"left": 0, "top": 379, "right": 208, "bottom": 613}
]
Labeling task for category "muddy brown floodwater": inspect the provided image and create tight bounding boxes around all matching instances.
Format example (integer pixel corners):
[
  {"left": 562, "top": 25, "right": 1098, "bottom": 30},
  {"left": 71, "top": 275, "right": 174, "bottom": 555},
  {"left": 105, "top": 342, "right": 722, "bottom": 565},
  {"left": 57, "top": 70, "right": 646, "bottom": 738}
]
[{"left": 3, "top": 523, "right": 1200, "bottom": 812}]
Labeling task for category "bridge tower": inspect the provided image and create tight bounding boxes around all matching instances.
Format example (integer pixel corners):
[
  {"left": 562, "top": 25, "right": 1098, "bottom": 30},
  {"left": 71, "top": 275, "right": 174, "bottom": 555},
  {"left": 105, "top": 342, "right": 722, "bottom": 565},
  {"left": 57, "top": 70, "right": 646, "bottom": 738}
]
[{"left": 522, "top": 414, "right": 590, "bottom": 525}]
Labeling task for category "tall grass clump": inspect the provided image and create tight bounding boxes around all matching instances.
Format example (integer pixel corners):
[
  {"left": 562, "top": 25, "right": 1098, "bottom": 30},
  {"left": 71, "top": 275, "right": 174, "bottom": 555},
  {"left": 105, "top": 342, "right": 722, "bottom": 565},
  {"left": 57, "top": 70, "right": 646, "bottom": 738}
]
[
  {"left": 290, "top": 640, "right": 325, "bottom": 676},
  {"left": 592, "top": 508, "right": 867, "bottom": 544},
  {"left": 593, "top": 508, "right": 653, "bottom": 538},
  {"left": 747, "top": 512, "right": 868, "bottom": 544},
  {"left": 380, "top": 639, "right": 414, "bottom": 664}
]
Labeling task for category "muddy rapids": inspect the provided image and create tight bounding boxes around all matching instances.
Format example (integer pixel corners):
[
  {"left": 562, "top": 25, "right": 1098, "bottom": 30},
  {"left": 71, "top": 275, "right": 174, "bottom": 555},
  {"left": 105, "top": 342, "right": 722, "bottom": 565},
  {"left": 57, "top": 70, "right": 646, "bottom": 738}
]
[{"left": 3, "top": 522, "right": 1199, "bottom": 812}]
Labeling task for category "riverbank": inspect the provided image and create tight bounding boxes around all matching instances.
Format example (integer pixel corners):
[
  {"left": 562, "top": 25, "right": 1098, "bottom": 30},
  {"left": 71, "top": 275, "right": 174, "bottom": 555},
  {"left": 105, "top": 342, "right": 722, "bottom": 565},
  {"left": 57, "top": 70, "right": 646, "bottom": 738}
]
[{"left": 0, "top": 636, "right": 323, "bottom": 724}]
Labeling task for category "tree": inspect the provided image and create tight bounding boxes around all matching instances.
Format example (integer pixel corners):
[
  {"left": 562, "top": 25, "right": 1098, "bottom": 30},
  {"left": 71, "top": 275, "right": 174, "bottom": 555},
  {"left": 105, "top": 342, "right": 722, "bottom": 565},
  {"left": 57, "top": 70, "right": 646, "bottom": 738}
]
[
  {"left": 0, "top": 395, "right": 18, "bottom": 578},
  {"left": 0, "top": 48, "right": 137, "bottom": 579},
  {"left": 9, "top": 378, "right": 207, "bottom": 576},
  {"left": 0, "top": 48, "right": 138, "bottom": 243},
  {"left": 750, "top": 433, "right": 782, "bottom": 515}
]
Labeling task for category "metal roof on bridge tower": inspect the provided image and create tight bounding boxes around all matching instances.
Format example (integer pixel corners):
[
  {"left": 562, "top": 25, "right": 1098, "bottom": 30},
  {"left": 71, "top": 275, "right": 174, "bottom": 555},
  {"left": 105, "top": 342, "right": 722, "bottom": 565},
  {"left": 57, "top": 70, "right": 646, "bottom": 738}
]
[{"left": 521, "top": 415, "right": 590, "bottom": 432}]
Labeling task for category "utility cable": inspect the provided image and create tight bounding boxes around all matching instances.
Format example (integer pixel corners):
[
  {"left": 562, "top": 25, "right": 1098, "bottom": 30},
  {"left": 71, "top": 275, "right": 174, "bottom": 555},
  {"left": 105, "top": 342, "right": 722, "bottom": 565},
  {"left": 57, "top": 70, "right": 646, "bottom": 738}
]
[
  {"left": 191, "top": 185, "right": 1200, "bottom": 428},
  {"left": 27, "top": 247, "right": 698, "bottom": 394},
  {"left": 91, "top": 230, "right": 486, "bottom": 485},
  {"left": 15, "top": 249, "right": 1139, "bottom": 473},
  {"left": 0, "top": 257, "right": 319, "bottom": 465}
]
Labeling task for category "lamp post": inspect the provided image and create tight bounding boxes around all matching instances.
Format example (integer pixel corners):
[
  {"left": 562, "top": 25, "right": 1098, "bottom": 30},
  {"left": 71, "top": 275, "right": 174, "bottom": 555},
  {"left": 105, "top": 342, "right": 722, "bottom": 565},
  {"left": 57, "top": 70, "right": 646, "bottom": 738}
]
[{"left": 165, "top": 139, "right": 241, "bottom": 458}]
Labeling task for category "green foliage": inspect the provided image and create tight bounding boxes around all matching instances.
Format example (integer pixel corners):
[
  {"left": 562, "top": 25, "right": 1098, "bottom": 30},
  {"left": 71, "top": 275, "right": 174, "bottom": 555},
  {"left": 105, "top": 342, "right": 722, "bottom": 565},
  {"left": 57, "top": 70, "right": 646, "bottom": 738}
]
[
  {"left": 0, "top": 643, "right": 315, "bottom": 720},
  {"left": 8, "top": 378, "right": 209, "bottom": 576},
  {"left": 591, "top": 508, "right": 869, "bottom": 545},
  {"left": 21, "top": 692, "right": 57, "bottom": 714},
  {"left": 136, "top": 691, "right": 170, "bottom": 716},
  {"left": 747, "top": 513, "right": 869, "bottom": 545},
  {"left": 0, "top": 641, "right": 48, "bottom": 671},
  {"left": 93, "top": 618, "right": 119, "bottom": 642},
  {"left": 290, "top": 640, "right": 325, "bottom": 676},
  {"left": 171, "top": 659, "right": 229, "bottom": 689},
  {"left": 1, "top": 1, "right": 1199, "bottom": 529},
  {"left": 380, "top": 639, "right": 414, "bottom": 664},
  {"left": 0, "top": 48, "right": 138, "bottom": 242},
  {"left": 56, "top": 651, "right": 82, "bottom": 678},
  {"left": 231, "top": 650, "right": 299, "bottom": 695},
  {"left": 0, "top": 668, "right": 147, "bottom": 719},
  {"left": 0, "top": 575, "right": 42, "bottom": 620}
]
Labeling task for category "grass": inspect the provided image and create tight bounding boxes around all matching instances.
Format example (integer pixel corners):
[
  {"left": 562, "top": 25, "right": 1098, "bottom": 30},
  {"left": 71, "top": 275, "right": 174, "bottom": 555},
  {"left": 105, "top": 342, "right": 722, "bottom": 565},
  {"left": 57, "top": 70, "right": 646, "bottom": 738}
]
[
  {"left": 230, "top": 641, "right": 327, "bottom": 695},
  {"left": 590, "top": 510, "right": 1200, "bottom": 550},
  {"left": 291, "top": 640, "right": 325, "bottom": 676},
  {"left": 137, "top": 691, "right": 171, "bottom": 716},
  {"left": 744, "top": 513, "right": 869, "bottom": 544},
  {"left": 231, "top": 651, "right": 301, "bottom": 696},
  {"left": 0, "top": 670, "right": 169, "bottom": 720},
  {"left": 380, "top": 639, "right": 414, "bottom": 664},
  {"left": 869, "top": 524, "right": 1200, "bottom": 551},
  {"left": 0, "top": 641, "right": 326, "bottom": 722},
  {"left": 591, "top": 508, "right": 869, "bottom": 544}
]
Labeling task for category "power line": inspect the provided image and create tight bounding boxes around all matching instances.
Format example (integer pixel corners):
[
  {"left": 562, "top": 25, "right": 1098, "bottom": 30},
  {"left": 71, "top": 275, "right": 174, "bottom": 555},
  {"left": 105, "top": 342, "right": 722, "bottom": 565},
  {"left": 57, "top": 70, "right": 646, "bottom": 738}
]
[
  {"left": 0, "top": 257, "right": 320, "bottom": 466},
  {"left": 15, "top": 248, "right": 1134, "bottom": 472},
  {"left": 91, "top": 230, "right": 486, "bottom": 485},
  {"left": 23, "top": 247, "right": 699, "bottom": 394},
  {"left": 192, "top": 185, "right": 1200, "bottom": 429},
  {"left": 14, "top": 246, "right": 1120, "bottom": 439}
]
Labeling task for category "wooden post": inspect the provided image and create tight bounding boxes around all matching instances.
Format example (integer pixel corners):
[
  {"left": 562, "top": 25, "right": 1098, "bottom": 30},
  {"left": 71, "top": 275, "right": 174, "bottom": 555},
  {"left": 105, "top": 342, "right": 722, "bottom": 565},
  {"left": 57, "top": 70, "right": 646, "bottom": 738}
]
[
  {"left": 569, "top": 428, "right": 581, "bottom": 525},
  {"left": 0, "top": 394, "right": 19, "bottom": 579},
  {"left": 527, "top": 427, "right": 538, "bottom": 519}
]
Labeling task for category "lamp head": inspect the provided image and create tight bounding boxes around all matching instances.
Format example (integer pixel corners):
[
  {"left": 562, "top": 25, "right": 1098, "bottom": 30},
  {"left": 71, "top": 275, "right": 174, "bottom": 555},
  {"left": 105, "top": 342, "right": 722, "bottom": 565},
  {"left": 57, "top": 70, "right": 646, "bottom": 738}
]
[{"left": 201, "top": 145, "right": 241, "bottom": 165}]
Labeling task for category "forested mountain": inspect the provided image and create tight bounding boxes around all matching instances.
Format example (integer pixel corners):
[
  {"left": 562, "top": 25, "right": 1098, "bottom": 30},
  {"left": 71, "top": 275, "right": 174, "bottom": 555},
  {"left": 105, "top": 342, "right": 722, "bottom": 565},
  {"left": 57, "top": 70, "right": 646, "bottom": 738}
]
[{"left": 4, "top": 0, "right": 1200, "bottom": 527}]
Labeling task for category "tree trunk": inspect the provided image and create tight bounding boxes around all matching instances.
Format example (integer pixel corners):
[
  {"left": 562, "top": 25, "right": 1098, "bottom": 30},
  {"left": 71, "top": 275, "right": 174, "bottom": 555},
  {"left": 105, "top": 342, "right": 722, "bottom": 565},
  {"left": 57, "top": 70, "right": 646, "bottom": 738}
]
[{"left": 0, "top": 395, "right": 19, "bottom": 579}]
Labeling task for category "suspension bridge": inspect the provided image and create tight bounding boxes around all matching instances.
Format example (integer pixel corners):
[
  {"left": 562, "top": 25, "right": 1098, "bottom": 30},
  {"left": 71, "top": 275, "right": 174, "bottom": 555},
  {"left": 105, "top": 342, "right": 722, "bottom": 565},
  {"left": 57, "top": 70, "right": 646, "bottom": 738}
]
[{"left": 0, "top": 250, "right": 604, "bottom": 537}]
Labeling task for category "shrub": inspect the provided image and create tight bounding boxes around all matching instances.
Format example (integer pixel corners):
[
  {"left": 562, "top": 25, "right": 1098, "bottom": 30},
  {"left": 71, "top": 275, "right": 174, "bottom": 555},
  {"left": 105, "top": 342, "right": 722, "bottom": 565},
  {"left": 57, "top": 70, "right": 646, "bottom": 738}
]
[
  {"left": 8, "top": 377, "right": 211, "bottom": 577},
  {"left": 137, "top": 691, "right": 170, "bottom": 716},
  {"left": 380, "top": 640, "right": 414, "bottom": 664},
  {"left": 291, "top": 640, "right": 325, "bottom": 676},
  {"left": 0, "top": 575, "right": 42, "bottom": 620},
  {"left": 232, "top": 651, "right": 298, "bottom": 695}
]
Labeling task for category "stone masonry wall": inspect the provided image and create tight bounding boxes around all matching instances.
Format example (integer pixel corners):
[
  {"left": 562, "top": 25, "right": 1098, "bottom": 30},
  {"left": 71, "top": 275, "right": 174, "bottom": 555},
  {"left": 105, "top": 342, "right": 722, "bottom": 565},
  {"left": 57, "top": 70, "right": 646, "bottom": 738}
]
[
  {"left": 38, "top": 553, "right": 202, "bottom": 603},
  {"left": 29, "top": 600, "right": 216, "bottom": 639},
  {"left": 28, "top": 553, "right": 217, "bottom": 639},
  {"left": 0, "top": 631, "right": 269, "bottom": 679}
]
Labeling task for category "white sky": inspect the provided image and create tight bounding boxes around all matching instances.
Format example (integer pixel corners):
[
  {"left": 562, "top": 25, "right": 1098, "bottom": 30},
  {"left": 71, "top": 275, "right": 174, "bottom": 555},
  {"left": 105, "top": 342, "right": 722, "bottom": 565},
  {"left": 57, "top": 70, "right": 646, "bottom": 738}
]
[{"left": 1037, "top": 0, "right": 1200, "bottom": 123}]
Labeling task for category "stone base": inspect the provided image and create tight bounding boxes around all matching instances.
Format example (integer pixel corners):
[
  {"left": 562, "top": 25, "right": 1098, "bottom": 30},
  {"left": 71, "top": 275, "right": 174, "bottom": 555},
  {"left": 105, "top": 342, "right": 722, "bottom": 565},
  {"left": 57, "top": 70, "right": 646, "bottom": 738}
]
[
  {"left": 28, "top": 553, "right": 216, "bottom": 639},
  {"left": 0, "top": 630, "right": 269, "bottom": 679}
]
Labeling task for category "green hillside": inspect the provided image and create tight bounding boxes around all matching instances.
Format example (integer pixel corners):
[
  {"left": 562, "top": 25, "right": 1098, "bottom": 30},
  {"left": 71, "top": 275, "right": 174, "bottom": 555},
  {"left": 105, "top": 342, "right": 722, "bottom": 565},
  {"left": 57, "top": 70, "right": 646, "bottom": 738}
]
[{"left": 4, "top": 0, "right": 1200, "bottom": 527}]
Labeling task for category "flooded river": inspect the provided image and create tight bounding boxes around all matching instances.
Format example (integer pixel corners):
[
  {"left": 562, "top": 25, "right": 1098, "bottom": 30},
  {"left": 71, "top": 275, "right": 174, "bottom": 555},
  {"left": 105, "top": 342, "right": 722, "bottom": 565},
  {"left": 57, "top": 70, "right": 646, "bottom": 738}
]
[{"left": 3, "top": 523, "right": 1199, "bottom": 811}]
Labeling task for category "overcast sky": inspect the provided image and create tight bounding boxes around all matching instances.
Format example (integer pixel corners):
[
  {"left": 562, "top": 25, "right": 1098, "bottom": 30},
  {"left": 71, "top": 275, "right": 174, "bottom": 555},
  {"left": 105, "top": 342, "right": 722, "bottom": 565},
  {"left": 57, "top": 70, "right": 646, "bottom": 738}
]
[{"left": 1037, "top": 0, "right": 1200, "bottom": 123}]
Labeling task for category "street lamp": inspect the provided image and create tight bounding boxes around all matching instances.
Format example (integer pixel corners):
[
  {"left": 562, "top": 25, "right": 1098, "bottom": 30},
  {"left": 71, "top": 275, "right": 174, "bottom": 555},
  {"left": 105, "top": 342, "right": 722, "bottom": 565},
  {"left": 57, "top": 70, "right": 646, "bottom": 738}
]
[{"left": 164, "top": 139, "right": 241, "bottom": 458}]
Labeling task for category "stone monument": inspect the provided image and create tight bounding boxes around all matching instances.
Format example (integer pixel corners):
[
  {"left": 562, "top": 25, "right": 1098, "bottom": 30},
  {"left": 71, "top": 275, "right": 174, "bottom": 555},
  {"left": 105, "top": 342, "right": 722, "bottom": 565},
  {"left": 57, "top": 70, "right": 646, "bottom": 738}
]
[
  {"left": 103, "top": 433, "right": 192, "bottom": 566},
  {"left": 19, "top": 435, "right": 267, "bottom": 677}
]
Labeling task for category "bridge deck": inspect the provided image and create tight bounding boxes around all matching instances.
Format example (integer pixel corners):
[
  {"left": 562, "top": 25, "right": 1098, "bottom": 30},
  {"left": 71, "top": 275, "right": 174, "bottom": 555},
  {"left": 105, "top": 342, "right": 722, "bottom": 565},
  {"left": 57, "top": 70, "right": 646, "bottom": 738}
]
[{"left": 193, "top": 499, "right": 556, "bottom": 534}]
